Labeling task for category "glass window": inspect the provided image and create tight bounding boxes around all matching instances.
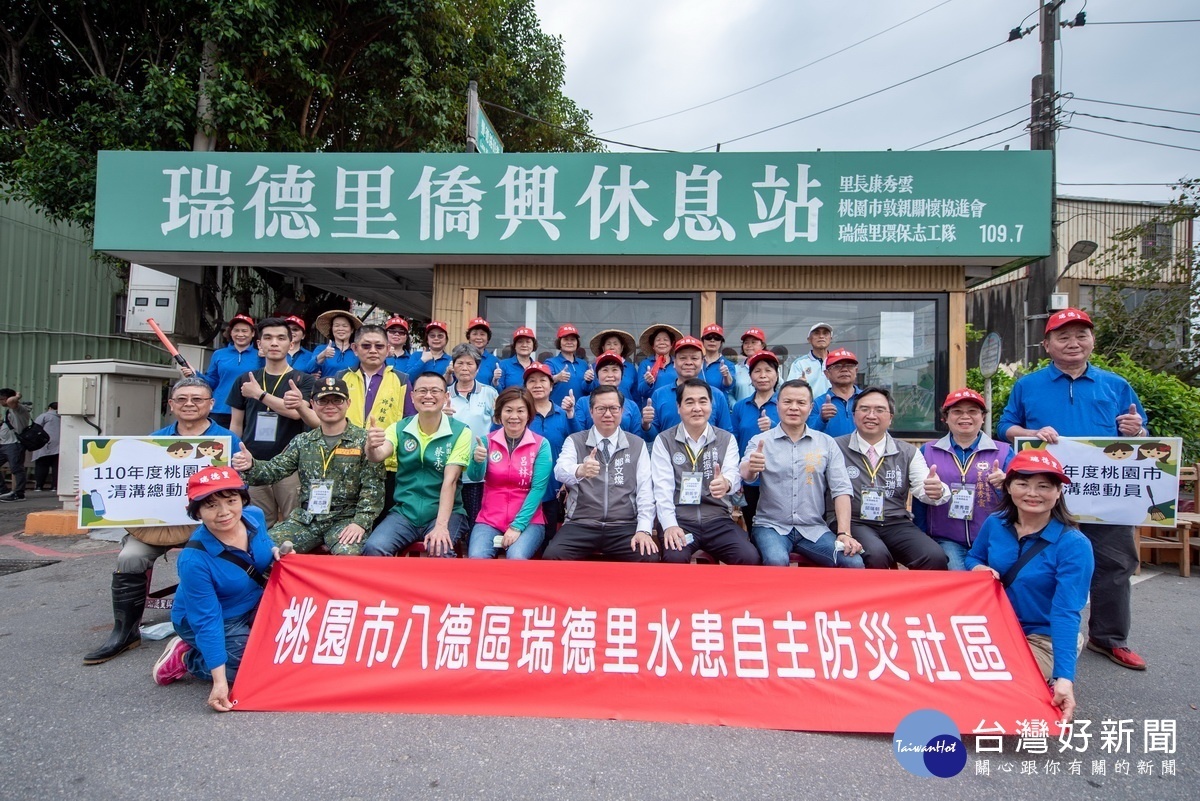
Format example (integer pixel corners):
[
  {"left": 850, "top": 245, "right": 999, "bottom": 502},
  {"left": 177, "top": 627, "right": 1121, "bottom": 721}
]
[
  {"left": 720, "top": 294, "right": 947, "bottom": 435},
  {"left": 480, "top": 292, "right": 698, "bottom": 360}
]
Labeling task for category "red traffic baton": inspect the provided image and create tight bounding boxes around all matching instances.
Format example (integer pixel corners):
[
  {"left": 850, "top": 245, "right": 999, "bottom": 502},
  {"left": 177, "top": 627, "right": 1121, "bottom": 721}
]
[{"left": 147, "top": 317, "right": 193, "bottom": 372}]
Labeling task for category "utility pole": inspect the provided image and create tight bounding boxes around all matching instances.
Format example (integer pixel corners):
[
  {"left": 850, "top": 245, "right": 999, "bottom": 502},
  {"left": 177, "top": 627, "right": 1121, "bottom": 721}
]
[{"left": 1024, "top": 1, "right": 1063, "bottom": 363}]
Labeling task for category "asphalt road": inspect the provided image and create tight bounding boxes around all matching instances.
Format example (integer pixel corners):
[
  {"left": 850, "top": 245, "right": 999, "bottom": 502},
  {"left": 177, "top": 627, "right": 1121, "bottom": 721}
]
[{"left": 0, "top": 493, "right": 1196, "bottom": 800}]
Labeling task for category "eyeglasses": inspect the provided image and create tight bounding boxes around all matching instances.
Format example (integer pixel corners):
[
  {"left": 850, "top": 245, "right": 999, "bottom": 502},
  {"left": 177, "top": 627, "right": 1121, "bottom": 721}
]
[
  {"left": 314, "top": 396, "right": 347, "bottom": 406},
  {"left": 855, "top": 405, "right": 892, "bottom": 416},
  {"left": 702, "top": 335, "right": 723, "bottom": 342},
  {"left": 413, "top": 388, "right": 446, "bottom": 397},
  {"left": 593, "top": 406, "right": 622, "bottom": 415},
  {"left": 171, "top": 396, "right": 212, "bottom": 406},
  {"left": 357, "top": 343, "right": 387, "bottom": 351}
]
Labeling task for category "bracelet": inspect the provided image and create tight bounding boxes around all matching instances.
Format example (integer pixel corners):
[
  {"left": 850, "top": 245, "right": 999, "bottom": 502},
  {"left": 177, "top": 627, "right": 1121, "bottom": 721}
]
[{"left": 259, "top": 391, "right": 268, "bottom": 402}]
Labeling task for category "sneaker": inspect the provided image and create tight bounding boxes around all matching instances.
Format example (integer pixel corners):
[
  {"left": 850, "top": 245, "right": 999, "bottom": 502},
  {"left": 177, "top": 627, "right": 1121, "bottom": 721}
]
[
  {"left": 1086, "top": 640, "right": 1147, "bottom": 671},
  {"left": 153, "top": 636, "right": 192, "bottom": 685},
  {"left": 0, "top": 492, "right": 25, "bottom": 503}
]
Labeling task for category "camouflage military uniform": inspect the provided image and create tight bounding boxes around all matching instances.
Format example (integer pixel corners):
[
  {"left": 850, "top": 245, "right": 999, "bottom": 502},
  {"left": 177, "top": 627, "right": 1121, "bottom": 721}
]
[{"left": 244, "top": 423, "right": 384, "bottom": 555}]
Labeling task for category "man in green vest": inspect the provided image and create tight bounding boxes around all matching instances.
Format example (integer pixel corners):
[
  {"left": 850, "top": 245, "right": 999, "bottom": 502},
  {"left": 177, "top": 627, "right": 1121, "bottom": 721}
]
[{"left": 362, "top": 372, "right": 473, "bottom": 557}]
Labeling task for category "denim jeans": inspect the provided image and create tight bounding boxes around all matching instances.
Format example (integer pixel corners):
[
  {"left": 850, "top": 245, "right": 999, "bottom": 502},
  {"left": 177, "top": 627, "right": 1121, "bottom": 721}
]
[
  {"left": 467, "top": 522, "right": 546, "bottom": 560},
  {"left": 751, "top": 526, "right": 864, "bottom": 568},
  {"left": 361, "top": 511, "right": 466, "bottom": 557},
  {"left": 934, "top": 538, "right": 969, "bottom": 571},
  {"left": 175, "top": 609, "right": 256, "bottom": 682}
]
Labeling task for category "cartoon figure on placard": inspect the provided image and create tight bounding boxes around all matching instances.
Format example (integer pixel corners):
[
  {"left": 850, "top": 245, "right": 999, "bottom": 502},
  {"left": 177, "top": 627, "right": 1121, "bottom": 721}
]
[
  {"left": 166, "top": 442, "right": 194, "bottom": 459},
  {"left": 1102, "top": 442, "right": 1135, "bottom": 460},
  {"left": 196, "top": 440, "right": 226, "bottom": 465},
  {"left": 1136, "top": 442, "right": 1173, "bottom": 466},
  {"left": 1145, "top": 485, "right": 1175, "bottom": 524}
]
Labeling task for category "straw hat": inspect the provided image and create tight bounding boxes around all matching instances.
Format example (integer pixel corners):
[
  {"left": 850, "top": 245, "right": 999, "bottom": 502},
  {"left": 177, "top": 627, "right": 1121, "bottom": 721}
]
[
  {"left": 314, "top": 310, "right": 364, "bottom": 338},
  {"left": 589, "top": 328, "right": 636, "bottom": 359},
  {"left": 638, "top": 323, "right": 684, "bottom": 356}
]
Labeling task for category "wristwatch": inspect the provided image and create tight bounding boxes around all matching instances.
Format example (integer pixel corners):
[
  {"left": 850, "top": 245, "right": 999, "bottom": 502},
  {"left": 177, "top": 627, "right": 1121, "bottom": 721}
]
[{"left": 258, "top": 391, "right": 268, "bottom": 402}]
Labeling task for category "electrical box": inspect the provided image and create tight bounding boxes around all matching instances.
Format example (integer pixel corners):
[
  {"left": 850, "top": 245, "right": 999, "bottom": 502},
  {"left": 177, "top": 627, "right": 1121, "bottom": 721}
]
[
  {"left": 125, "top": 264, "right": 180, "bottom": 334},
  {"left": 57, "top": 375, "right": 99, "bottom": 416},
  {"left": 1050, "top": 293, "right": 1070, "bottom": 311}
]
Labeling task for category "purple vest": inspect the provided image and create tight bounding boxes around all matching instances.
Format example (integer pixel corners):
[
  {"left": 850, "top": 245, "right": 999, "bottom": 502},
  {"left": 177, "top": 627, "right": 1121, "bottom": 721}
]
[{"left": 920, "top": 434, "right": 1011, "bottom": 546}]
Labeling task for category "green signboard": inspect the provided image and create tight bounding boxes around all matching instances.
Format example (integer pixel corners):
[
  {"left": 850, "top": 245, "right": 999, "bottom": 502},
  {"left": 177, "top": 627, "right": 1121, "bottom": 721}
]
[
  {"left": 475, "top": 107, "right": 504, "bottom": 155},
  {"left": 93, "top": 150, "right": 1050, "bottom": 259}
]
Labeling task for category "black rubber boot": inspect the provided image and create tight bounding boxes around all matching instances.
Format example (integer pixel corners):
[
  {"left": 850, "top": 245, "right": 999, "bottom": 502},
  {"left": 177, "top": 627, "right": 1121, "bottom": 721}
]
[{"left": 83, "top": 572, "right": 148, "bottom": 665}]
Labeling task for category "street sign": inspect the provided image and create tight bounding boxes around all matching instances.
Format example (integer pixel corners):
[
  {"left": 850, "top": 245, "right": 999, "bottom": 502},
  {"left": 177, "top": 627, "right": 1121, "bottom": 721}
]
[
  {"left": 466, "top": 80, "right": 503, "bottom": 154},
  {"left": 979, "top": 332, "right": 1002, "bottom": 378}
]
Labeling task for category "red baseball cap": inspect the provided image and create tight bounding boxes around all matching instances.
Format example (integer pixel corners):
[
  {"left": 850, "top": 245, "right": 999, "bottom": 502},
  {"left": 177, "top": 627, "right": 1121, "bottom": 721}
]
[
  {"left": 741, "top": 327, "right": 768, "bottom": 345},
  {"left": 825, "top": 348, "right": 858, "bottom": 366},
  {"left": 512, "top": 327, "right": 538, "bottom": 347},
  {"left": 466, "top": 317, "right": 491, "bottom": 335},
  {"left": 284, "top": 315, "right": 306, "bottom": 331},
  {"left": 941, "top": 388, "right": 987, "bottom": 412},
  {"left": 701, "top": 323, "right": 725, "bottom": 340},
  {"left": 1006, "top": 449, "right": 1071, "bottom": 483},
  {"left": 556, "top": 324, "right": 580, "bottom": 340},
  {"left": 1044, "top": 308, "right": 1093, "bottom": 335},
  {"left": 186, "top": 467, "right": 247, "bottom": 503},
  {"left": 425, "top": 320, "right": 448, "bottom": 335},
  {"left": 385, "top": 315, "right": 410, "bottom": 332},
  {"left": 747, "top": 351, "right": 780, "bottom": 371},
  {"left": 595, "top": 352, "right": 626, "bottom": 370},
  {"left": 673, "top": 336, "right": 703, "bottom": 354},
  {"left": 229, "top": 314, "right": 255, "bottom": 329},
  {"left": 523, "top": 362, "right": 553, "bottom": 382}
]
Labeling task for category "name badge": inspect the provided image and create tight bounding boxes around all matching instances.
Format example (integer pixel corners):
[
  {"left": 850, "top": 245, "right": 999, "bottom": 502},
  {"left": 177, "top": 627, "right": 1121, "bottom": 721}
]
[
  {"left": 948, "top": 486, "right": 976, "bottom": 520},
  {"left": 860, "top": 488, "right": 885, "bottom": 521},
  {"left": 254, "top": 412, "right": 279, "bottom": 442},
  {"left": 308, "top": 480, "right": 334, "bottom": 514},
  {"left": 679, "top": 472, "right": 704, "bottom": 505}
]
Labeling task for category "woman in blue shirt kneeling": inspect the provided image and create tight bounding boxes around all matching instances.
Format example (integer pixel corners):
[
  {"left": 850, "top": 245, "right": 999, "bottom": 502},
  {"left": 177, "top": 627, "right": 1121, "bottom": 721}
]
[
  {"left": 966, "top": 449, "right": 1093, "bottom": 723},
  {"left": 153, "top": 467, "right": 281, "bottom": 712}
]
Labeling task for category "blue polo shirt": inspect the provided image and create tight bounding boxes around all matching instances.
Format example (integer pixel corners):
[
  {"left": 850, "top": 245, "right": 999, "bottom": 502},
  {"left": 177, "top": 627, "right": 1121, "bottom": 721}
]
[
  {"left": 701, "top": 356, "right": 737, "bottom": 400},
  {"left": 407, "top": 352, "right": 452, "bottom": 382},
  {"left": 589, "top": 362, "right": 638, "bottom": 406},
  {"left": 496, "top": 356, "right": 537, "bottom": 392},
  {"left": 997, "top": 362, "right": 1147, "bottom": 440},
  {"left": 645, "top": 381, "right": 734, "bottom": 440},
  {"left": 288, "top": 347, "right": 317, "bottom": 374},
  {"left": 386, "top": 350, "right": 417, "bottom": 375},
  {"left": 807, "top": 387, "right": 862, "bottom": 438},
  {"left": 546, "top": 353, "right": 592, "bottom": 404},
  {"left": 201, "top": 345, "right": 263, "bottom": 416},
  {"left": 527, "top": 403, "right": 582, "bottom": 501},
  {"left": 965, "top": 515, "right": 1094, "bottom": 681},
  {"left": 731, "top": 394, "right": 779, "bottom": 455},
  {"left": 575, "top": 397, "right": 641, "bottom": 438},
  {"left": 477, "top": 352, "right": 502, "bottom": 388},
  {"left": 316, "top": 344, "right": 359, "bottom": 378}
]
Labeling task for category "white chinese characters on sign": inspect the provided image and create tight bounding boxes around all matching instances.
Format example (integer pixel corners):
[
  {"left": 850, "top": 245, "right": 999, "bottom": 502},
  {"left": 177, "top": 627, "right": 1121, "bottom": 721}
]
[
  {"left": 496, "top": 166, "right": 565, "bottom": 240},
  {"left": 749, "top": 165, "right": 823, "bottom": 243},
  {"left": 332, "top": 167, "right": 399, "bottom": 239},
  {"left": 162, "top": 165, "right": 234, "bottom": 238},
  {"left": 576, "top": 165, "right": 657, "bottom": 242},
  {"left": 410, "top": 165, "right": 485, "bottom": 240},
  {"left": 664, "top": 165, "right": 735, "bottom": 242},
  {"left": 245, "top": 165, "right": 321, "bottom": 239}
]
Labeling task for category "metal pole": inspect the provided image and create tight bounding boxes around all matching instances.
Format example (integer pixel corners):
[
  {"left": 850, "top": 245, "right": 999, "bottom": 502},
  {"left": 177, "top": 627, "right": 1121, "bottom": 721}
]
[
  {"left": 985, "top": 376, "right": 994, "bottom": 436},
  {"left": 466, "top": 80, "right": 480, "bottom": 154}
]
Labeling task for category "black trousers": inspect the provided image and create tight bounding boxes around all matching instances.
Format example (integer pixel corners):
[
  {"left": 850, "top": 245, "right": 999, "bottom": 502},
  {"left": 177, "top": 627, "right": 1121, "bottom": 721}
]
[
  {"left": 1079, "top": 523, "right": 1136, "bottom": 648},
  {"left": 662, "top": 516, "right": 761, "bottom": 565},
  {"left": 851, "top": 518, "right": 949, "bottom": 570},
  {"left": 543, "top": 522, "right": 659, "bottom": 562}
]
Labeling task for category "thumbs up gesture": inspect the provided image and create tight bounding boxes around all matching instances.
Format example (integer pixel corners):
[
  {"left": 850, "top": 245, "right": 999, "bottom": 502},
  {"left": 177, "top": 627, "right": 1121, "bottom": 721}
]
[
  {"left": 747, "top": 439, "right": 767, "bottom": 474},
  {"left": 562, "top": 389, "right": 575, "bottom": 416},
  {"left": 924, "top": 463, "right": 945, "bottom": 501},
  {"left": 641, "top": 398, "right": 655, "bottom": 429},
  {"left": 442, "top": 395, "right": 455, "bottom": 415},
  {"left": 719, "top": 361, "right": 732, "bottom": 385},
  {"left": 366, "top": 416, "right": 387, "bottom": 455},
  {"left": 987, "top": 466, "right": 1006, "bottom": 489},
  {"left": 583, "top": 366, "right": 595, "bottom": 383},
  {"left": 1116, "top": 402, "right": 1144, "bottom": 436},
  {"left": 240, "top": 372, "right": 263, "bottom": 399},
  {"left": 820, "top": 396, "right": 836, "bottom": 421},
  {"left": 317, "top": 339, "right": 335, "bottom": 363},
  {"left": 492, "top": 365, "right": 502, "bottom": 385},
  {"left": 709, "top": 459, "right": 730, "bottom": 499},
  {"left": 473, "top": 437, "right": 488, "bottom": 464},
  {"left": 283, "top": 378, "right": 304, "bottom": 410},
  {"left": 643, "top": 369, "right": 656, "bottom": 386},
  {"left": 579, "top": 447, "right": 602, "bottom": 479},
  {"left": 231, "top": 442, "right": 254, "bottom": 472},
  {"left": 757, "top": 407, "right": 772, "bottom": 431},
  {"left": 555, "top": 366, "right": 570, "bottom": 384}
]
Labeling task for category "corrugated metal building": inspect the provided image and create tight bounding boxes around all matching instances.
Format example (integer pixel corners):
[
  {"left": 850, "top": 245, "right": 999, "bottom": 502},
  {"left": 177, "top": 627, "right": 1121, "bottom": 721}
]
[
  {"left": 968, "top": 196, "right": 1194, "bottom": 365},
  {"left": 0, "top": 199, "right": 168, "bottom": 414}
]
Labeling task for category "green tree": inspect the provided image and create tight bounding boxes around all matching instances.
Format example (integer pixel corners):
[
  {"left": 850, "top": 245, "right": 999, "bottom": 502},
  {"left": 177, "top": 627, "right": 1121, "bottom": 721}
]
[
  {"left": 1089, "top": 179, "right": 1199, "bottom": 382},
  {"left": 0, "top": 0, "right": 598, "bottom": 339}
]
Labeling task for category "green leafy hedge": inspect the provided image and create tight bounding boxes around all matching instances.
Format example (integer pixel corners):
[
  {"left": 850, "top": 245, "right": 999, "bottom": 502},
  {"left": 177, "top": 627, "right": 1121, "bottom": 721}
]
[{"left": 967, "top": 354, "right": 1200, "bottom": 463}]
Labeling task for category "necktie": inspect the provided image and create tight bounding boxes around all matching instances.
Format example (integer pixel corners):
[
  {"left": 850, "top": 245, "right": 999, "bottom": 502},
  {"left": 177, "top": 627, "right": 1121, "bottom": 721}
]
[
  {"left": 600, "top": 440, "right": 612, "bottom": 464},
  {"left": 866, "top": 444, "right": 879, "bottom": 469}
]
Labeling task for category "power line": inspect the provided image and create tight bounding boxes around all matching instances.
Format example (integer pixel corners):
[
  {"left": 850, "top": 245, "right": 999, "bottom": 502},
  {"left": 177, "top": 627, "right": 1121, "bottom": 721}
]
[
  {"left": 1085, "top": 19, "right": 1200, "bottom": 25},
  {"left": 710, "top": 39, "right": 1010, "bottom": 149},
  {"left": 600, "top": 0, "right": 962, "bottom": 135},
  {"left": 981, "top": 132, "right": 1030, "bottom": 150},
  {"left": 1063, "top": 125, "right": 1200, "bottom": 153},
  {"left": 480, "top": 100, "right": 677, "bottom": 153},
  {"left": 933, "top": 119, "right": 1029, "bottom": 151},
  {"left": 1058, "top": 182, "right": 1183, "bottom": 186},
  {"left": 905, "top": 103, "right": 1028, "bottom": 150},
  {"left": 1070, "top": 96, "right": 1200, "bottom": 118},
  {"left": 1070, "top": 110, "right": 1200, "bottom": 136}
]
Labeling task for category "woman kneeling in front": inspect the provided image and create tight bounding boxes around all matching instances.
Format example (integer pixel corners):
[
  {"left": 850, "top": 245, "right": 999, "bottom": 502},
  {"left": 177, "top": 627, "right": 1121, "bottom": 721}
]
[
  {"left": 153, "top": 467, "right": 280, "bottom": 712},
  {"left": 966, "top": 450, "right": 1093, "bottom": 722}
]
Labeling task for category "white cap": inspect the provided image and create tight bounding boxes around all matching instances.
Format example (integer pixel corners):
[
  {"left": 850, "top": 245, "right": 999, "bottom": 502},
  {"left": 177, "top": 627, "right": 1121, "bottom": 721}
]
[{"left": 808, "top": 322, "right": 834, "bottom": 335}]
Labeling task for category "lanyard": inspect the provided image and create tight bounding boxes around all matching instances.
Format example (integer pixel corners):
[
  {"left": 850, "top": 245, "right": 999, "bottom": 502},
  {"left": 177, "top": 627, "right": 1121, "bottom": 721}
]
[
  {"left": 316, "top": 441, "right": 339, "bottom": 477},
  {"left": 260, "top": 370, "right": 287, "bottom": 397},
  {"left": 949, "top": 448, "right": 980, "bottom": 482},
  {"left": 862, "top": 449, "right": 884, "bottom": 485},
  {"left": 682, "top": 441, "right": 706, "bottom": 471}
]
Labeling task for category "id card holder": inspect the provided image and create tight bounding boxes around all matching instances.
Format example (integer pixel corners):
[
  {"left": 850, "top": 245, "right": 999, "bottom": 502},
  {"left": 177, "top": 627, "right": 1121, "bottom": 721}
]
[
  {"left": 307, "top": 480, "right": 334, "bottom": 514},
  {"left": 679, "top": 472, "right": 703, "bottom": 505},
  {"left": 254, "top": 412, "right": 279, "bottom": 442},
  {"left": 860, "top": 488, "right": 885, "bottom": 521},
  {"left": 948, "top": 486, "right": 976, "bottom": 520}
]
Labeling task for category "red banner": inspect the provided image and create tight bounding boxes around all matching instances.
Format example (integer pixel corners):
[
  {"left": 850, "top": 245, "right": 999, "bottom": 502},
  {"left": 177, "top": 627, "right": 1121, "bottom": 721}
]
[{"left": 230, "top": 557, "right": 1059, "bottom": 734}]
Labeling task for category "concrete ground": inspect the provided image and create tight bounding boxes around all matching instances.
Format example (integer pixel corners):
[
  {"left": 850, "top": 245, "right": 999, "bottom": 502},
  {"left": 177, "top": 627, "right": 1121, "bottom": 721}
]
[{"left": 0, "top": 492, "right": 1196, "bottom": 800}]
